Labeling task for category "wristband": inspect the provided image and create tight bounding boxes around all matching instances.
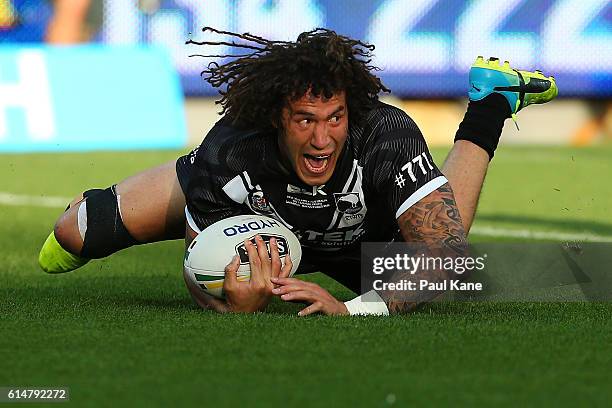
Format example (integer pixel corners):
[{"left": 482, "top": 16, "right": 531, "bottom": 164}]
[{"left": 344, "top": 290, "right": 390, "bottom": 316}]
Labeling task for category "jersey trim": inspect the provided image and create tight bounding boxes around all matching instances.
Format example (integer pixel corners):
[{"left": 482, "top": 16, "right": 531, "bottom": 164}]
[
  {"left": 222, "top": 172, "right": 251, "bottom": 204},
  {"left": 185, "top": 206, "right": 202, "bottom": 233},
  {"left": 394, "top": 176, "right": 448, "bottom": 219}
]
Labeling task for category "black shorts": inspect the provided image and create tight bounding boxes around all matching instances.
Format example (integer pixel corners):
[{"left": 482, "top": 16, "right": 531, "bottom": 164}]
[{"left": 296, "top": 246, "right": 362, "bottom": 294}]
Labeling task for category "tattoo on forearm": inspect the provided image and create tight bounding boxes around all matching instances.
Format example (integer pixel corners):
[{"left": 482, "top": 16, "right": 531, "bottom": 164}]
[{"left": 385, "top": 183, "right": 468, "bottom": 314}]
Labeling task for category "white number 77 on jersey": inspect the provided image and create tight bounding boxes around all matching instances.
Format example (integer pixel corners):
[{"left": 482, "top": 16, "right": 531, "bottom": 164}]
[{"left": 396, "top": 153, "right": 435, "bottom": 187}]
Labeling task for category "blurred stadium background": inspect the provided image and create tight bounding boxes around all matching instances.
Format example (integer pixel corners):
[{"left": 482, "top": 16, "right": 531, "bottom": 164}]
[
  {"left": 1, "top": 1, "right": 612, "bottom": 406},
  {"left": 1, "top": 0, "right": 611, "bottom": 151}
]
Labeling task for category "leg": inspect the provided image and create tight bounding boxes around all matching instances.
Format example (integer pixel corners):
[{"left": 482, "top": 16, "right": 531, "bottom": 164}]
[
  {"left": 40, "top": 160, "right": 186, "bottom": 272},
  {"left": 442, "top": 141, "right": 489, "bottom": 233},
  {"left": 441, "top": 57, "right": 558, "bottom": 233}
]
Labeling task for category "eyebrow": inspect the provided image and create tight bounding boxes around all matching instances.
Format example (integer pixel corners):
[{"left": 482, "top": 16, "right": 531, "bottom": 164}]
[{"left": 293, "top": 106, "right": 345, "bottom": 120}]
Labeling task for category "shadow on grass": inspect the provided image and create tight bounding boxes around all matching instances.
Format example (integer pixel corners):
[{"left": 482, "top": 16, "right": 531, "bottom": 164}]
[{"left": 3, "top": 273, "right": 341, "bottom": 316}]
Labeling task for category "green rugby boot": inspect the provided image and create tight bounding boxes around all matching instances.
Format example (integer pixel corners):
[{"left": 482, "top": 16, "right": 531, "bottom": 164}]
[{"left": 468, "top": 56, "right": 558, "bottom": 124}]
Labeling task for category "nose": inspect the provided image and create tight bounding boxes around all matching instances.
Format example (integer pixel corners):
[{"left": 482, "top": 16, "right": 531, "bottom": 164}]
[{"left": 310, "top": 122, "right": 330, "bottom": 150}]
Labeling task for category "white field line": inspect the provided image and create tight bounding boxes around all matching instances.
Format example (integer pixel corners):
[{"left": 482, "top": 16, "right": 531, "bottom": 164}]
[
  {"left": 1, "top": 191, "right": 612, "bottom": 242},
  {"left": 470, "top": 225, "right": 612, "bottom": 243},
  {"left": 0, "top": 192, "right": 71, "bottom": 208}
]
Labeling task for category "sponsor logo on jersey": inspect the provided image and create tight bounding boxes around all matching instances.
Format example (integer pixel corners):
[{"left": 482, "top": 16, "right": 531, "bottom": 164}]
[
  {"left": 235, "top": 234, "right": 289, "bottom": 264},
  {"left": 294, "top": 225, "right": 365, "bottom": 247},
  {"left": 286, "top": 195, "right": 331, "bottom": 209},
  {"left": 287, "top": 184, "right": 327, "bottom": 196},
  {"left": 249, "top": 191, "right": 273, "bottom": 214},
  {"left": 286, "top": 184, "right": 331, "bottom": 209},
  {"left": 333, "top": 192, "right": 363, "bottom": 215}
]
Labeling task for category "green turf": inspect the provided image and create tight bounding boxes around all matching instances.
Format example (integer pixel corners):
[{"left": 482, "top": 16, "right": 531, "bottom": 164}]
[{"left": 1, "top": 146, "right": 611, "bottom": 407}]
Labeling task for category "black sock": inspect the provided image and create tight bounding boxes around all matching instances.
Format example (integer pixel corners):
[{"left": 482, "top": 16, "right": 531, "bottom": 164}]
[{"left": 454, "top": 93, "right": 511, "bottom": 160}]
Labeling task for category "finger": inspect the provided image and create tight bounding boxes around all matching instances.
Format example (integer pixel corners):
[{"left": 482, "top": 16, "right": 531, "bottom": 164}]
[
  {"left": 298, "top": 302, "right": 323, "bottom": 317},
  {"left": 223, "top": 255, "right": 240, "bottom": 289},
  {"left": 279, "top": 254, "right": 293, "bottom": 279},
  {"left": 279, "top": 290, "right": 317, "bottom": 303},
  {"left": 255, "top": 235, "right": 271, "bottom": 269},
  {"left": 270, "top": 276, "right": 301, "bottom": 286},
  {"left": 244, "top": 238, "right": 262, "bottom": 282},
  {"left": 271, "top": 276, "right": 318, "bottom": 292},
  {"left": 271, "top": 283, "right": 307, "bottom": 296},
  {"left": 269, "top": 237, "right": 282, "bottom": 278}
]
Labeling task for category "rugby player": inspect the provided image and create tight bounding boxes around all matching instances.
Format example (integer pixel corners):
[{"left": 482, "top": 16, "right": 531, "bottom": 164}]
[{"left": 38, "top": 28, "right": 557, "bottom": 315}]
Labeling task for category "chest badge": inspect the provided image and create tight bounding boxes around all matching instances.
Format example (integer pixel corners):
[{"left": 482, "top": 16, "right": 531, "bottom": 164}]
[
  {"left": 333, "top": 192, "right": 363, "bottom": 214},
  {"left": 249, "top": 191, "right": 273, "bottom": 214}
]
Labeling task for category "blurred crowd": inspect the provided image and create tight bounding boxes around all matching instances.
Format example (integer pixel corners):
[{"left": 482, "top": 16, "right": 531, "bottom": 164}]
[
  {"left": 1, "top": 0, "right": 161, "bottom": 43},
  {"left": 1, "top": 0, "right": 103, "bottom": 43},
  {"left": 1, "top": 0, "right": 610, "bottom": 144},
  {"left": 45, "top": 0, "right": 104, "bottom": 43}
]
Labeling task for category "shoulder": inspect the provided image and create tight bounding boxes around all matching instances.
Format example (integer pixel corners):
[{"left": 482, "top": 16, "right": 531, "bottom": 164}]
[
  {"left": 195, "top": 117, "right": 272, "bottom": 173},
  {"left": 364, "top": 101, "right": 420, "bottom": 134},
  {"left": 200, "top": 117, "right": 266, "bottom": 150},
  {"left": 350, "top": 102, "right": 424, "bottom": 161}
]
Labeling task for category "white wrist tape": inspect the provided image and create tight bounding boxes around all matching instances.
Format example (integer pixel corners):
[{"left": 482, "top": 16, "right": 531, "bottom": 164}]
[{"left": 344, "top": 290, "right": 389, "bottom": 316}]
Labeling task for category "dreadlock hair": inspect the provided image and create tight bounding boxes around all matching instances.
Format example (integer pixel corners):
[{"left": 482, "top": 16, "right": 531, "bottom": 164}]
[{"left": 187, "top": 27, "right": 390, "bottom": 132}]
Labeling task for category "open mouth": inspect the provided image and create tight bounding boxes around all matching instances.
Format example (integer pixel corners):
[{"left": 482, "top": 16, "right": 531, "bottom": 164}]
[{"left": 303, "top": 153, "right": 332, "bottom": 175}]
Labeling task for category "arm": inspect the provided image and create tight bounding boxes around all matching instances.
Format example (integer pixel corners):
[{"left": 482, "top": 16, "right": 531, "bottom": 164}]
[
  {"left": 385, "top": 182, "right": 469, "bottom": 314},
  {"left": 335, "top": 183, "right": 468, "bottom": 316}
]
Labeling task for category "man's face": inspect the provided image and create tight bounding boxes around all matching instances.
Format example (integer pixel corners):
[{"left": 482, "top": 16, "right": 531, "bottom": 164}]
[{"left": 279, "top": 91, "right": 348, "bottom": 186}]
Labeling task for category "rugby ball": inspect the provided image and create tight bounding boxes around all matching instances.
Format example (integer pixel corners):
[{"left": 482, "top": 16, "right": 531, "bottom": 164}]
[{"left": 184, "top": 215, "right": 302, "bottom": 299}]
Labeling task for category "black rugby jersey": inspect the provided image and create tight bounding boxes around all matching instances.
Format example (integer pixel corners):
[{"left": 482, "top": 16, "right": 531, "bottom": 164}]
[{"left": 182, "top": 102, "right": 448, "bottom": 251}]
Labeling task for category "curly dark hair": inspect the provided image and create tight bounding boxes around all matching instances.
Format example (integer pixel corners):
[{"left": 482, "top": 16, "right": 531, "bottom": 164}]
[{"left": 187, "top": 27, "right": 389, "bottom": 131}]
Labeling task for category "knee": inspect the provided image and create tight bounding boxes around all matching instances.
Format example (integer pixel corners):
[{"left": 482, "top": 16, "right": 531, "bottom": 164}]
[
  {"left": 53, "top": 204, "right": 83, "bottom": 255},
  {"left": 78, "top": 186, "right": 139, "bottom": 258}
]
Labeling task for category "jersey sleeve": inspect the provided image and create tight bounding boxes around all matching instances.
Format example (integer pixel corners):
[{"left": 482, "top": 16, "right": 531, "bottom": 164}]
[
  {"left": 362, "top": 109, "right": 448, "bottom": 220},
  {"left": 184, "top": 120, "right": 255, "bottom": 232}
]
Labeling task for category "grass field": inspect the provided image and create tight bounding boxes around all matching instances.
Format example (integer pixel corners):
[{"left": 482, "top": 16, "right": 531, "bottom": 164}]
[{"left": 1, "top": 146, "right": 611, "bottom": 407}]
